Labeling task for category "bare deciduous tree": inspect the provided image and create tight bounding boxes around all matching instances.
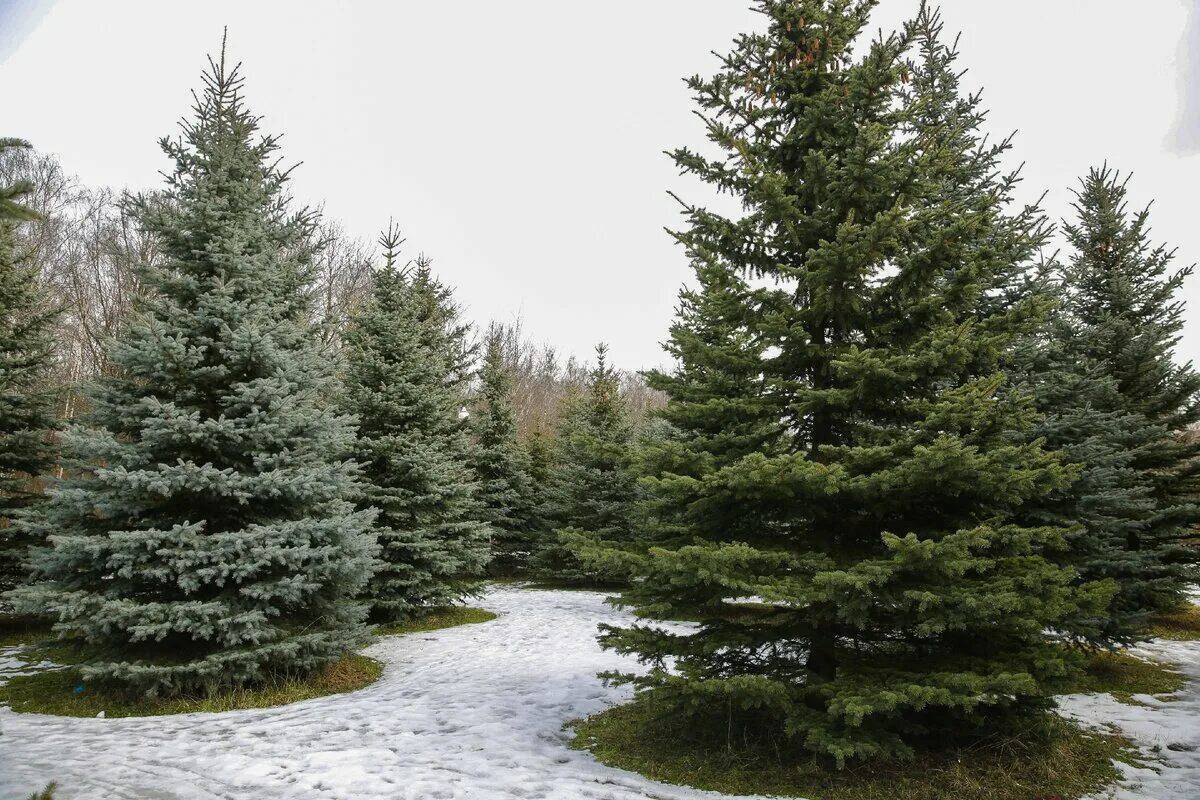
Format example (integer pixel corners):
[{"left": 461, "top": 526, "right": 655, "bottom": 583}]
[
  {"left": 0, "top": 148, "right": 154, "bottom": 417},
  {"left": 484, "top": 318, "right": 664, "bottom": 440},
  {"left": 1, "top": 148, "right": 663, "bottom": 432},
  {"left": 308, "top": 217, "right": 373, "bottom": 351}
]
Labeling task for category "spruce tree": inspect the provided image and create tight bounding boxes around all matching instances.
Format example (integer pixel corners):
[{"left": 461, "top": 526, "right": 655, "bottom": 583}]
[
  {"left": 1058, "top": 167, "right": 1200, "bottom": 612},
  {"left": 1010, "top": 301, "right": 1163, "bottom": 645},
  {"left": 343, "top": 227, "right": 490, "bottom": 620},
  {"left": 470, "top": 329, "right": 538, "bottom": 575},
  {"left": 638, "top": 255, "right": 779, "bottom": 552},
  {"left": 522, "top": 428, "right": 555, "bottom": 546},
  {"left": 0, "top": 138, "right": 59, "bottom": 600},
  {"left": 537, "top": 344, "right": 639, "bottom": 585},
  {"left": 591, "top": 3, "right": 1106, "bottom": 764},
  {"left": 8, "top": 52, "right": 378, "bottom": 695}
]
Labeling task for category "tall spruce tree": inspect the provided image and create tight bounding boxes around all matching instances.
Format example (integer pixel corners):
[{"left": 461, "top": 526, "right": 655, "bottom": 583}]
[
  {"left": 8, "top": 52, "right": 378, "bottom": 695},
  {"left": 470, "top": 329, "right": 538, "bottom": 575},
  {"left": 1058, "top": 167, "right": 1200, "bottom": 612},
  {"left": 590, "top": 3, "right": 1107, "bottom": 764},
  {"left": 0, "top": 138, "right": 59, "bottom": 600},
  {"left": 537, "top": 344, "right": 639, "bottom": 585},
  {"left": 343, "top": 227, "right": 490, "bottom": 620}
]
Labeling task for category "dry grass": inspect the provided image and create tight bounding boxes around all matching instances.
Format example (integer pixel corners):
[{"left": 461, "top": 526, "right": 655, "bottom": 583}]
[
  {"left": 1147, "top": 604, "right": 1200, "bottom": 641},
  {"left": 0, "top": 615, "right": 53, "bottom": 648},
  {"left": 1063, "top": 649, "right": 1185, "bottom": 703},
  {"left": 0, "top": 652, "right": 383, "bottom": 718},
  {"left": 373, "top": 606, "right": 497, "bottom": 637}
]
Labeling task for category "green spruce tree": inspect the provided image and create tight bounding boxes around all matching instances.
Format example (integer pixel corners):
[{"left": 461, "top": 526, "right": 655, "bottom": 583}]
[
  {"left": 1058, "top": 167, "right": 1200, "bottom": 612},
  {"left": 591, "top": 3, "right": 1106, "bottom": 764},
  {"left": 8, "top": 51, "right": 378, "bottom": 695},
  {"left": 0, "top": 138, "right": 59, "bottom": 600},
  {"left": 524, "top": 431, "right": 552, "bottom": 479},
  {"left": 343, "top": 226, "right": 490, "bottom": 620},
  {"left": 537, "top": 344, "right": 639, "bottom": 585},
  {"left": 637, "top": 254, "right": 779, "bottom": 554},
  {"left": 522, "top": 428, "right": 555, "bottom": 548},
  {"left": 470, "top": 328, "right": 538, "bottom": 575}
]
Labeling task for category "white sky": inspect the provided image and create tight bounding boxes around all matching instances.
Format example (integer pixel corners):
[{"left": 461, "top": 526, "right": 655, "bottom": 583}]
[{"left": 2, "top": 0, "right": 1198, "bottom": 371}]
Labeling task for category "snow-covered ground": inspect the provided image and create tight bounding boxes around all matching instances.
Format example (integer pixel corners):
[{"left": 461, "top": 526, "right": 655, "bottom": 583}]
[
  {"left": 1, "top": 586, "right": 1197, "bottom": 800},
  {"left": 0, "top": 587, "right": 754, "bottom": 800}
]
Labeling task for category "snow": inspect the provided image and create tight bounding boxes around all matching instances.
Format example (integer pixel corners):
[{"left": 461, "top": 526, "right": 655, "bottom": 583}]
[
  {"left": 1, "top": 585, "right": 1197, "bottom": 800},
  {"left": 1, "top": 587, "right": 759, "bottom": 800},
  {"left": 1059, "top": 636, "right": 1200, "bottom": 799}
]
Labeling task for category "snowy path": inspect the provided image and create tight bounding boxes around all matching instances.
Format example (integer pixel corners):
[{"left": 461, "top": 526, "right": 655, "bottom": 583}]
[
  {"left": 1, "top": 587, "right": 758, "bottom": 800},
  {"left": 1, "top": 586, "right": 1197, "bottom": 800}
]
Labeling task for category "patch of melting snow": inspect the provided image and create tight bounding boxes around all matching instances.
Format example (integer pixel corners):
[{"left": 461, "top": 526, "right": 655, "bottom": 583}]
[
  {"left": 0, "top": 646, "right": 55, "bottom": 682},
  {"left": 0, "top": 587, "right": 1196, "bottom": 799},
  {"left": 1062, "top": 636, "right": 1200, "bottom": 799}
]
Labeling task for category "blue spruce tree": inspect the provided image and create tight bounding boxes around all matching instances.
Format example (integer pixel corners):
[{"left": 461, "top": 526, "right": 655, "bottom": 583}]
[
  {"left": 1057, "top": 167, "right": 1200, "bottom": 615},
  {"left": 537, "top": 344, "right": 640, "bottom": 586},
  {"left": 9, "top": 50, "right": 378, "bottom": 695},
  {"left": 342, "top": 227, "right": 490, "bottom": 621},
  {"left": 469, "top": 328, "right": 539, "bottom": 576}
]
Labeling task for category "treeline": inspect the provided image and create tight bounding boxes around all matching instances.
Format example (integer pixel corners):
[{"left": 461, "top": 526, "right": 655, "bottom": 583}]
[
  {"left": 0, "top": 0, "right": 1198, "bottom": 772},
  {"left": 0, "top": 149, "right": 664, "bottom": 431}
]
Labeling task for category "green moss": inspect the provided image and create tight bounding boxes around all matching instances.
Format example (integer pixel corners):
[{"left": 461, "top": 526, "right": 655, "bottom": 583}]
[
  {"left": 0, "top": 653, "right": 383, "bottom": 718},
  {"left": 570, "top": 701, "right": 1136, "bottom": 800},
  {"left": 373, "top": 606, "right": 498, "bottom": 637},
  {"left": 1063, "top": 649, "right": 1185, "bottom": 703},
  {"left": 1147, "top": 604, "right": 1200, "bottom": 641}
]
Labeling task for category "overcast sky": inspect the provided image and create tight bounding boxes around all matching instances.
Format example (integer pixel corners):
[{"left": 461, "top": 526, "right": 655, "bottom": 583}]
[{"left": 2, "top": 0, "right": 1198, "bottom": 371}]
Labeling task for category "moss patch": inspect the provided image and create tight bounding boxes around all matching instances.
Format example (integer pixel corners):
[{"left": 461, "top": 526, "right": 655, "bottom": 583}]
[
  {"left": 1063, "top": 649, "right": 1185, "bottom": 703},
  {"left": 1148, "top": 604, "right": 1200, "bottom": 641},
  {"left": 373, "top": 606, "right": 497, "bottom": 637},
  {"left": 0, "top": 652, "right": 382, "bottom": 718},
  {"left": 570, "top": 701, "right": 1136, "bottom": 800}
]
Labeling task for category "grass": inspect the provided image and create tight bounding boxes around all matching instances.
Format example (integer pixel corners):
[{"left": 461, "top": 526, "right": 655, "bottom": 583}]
[
  {"left": 485, "top": 576, "right": 532, "bottom": 586},
  {"left": 522, "top": 580, "right": 623, "bottom": 592},
  {"left": 1147, "top": 603, "right": 1200, "bottom": 641},
  {"left": 0, "top": 615, "right": 54, "bottom": 648},
  {"left": 0, "top": 652, "right": 383, "bottom": 718},
  {"left": 1062, "top": 649, "right": 1185, "bottom": 703},
  {"left": 373, "top": 606, "right": 497, "bottom": 636},
  {"left": 570, "top": 701, "right": 1138, "bottom": 800}
]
